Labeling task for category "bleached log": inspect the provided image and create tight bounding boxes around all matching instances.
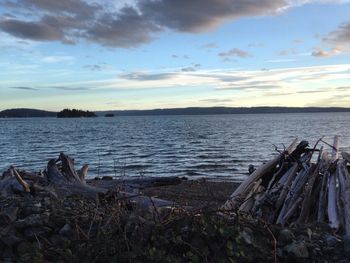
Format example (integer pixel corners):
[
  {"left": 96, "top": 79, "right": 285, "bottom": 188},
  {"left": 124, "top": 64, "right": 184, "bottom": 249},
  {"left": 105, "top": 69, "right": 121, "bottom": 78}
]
[
  {"left": 338, "top": 163, "right": 350, "bottom": 235},
  {"left": 275, "top": 163, "right": 299, "bottom": 212},
  {"left": 276, "top": 166, "right": 310, "bottom": 225},
  {"left": 222, "top": 138, "right": 298, "bottom": 211},
  {"left": 238, "top": 179, "right": 263, "bottom": 213},
  {"left": 79, "top": 164, "right": 89, "bottom": 183},
  {"left": 298, "top": 163, "right": 320, "bottom": 223},
  {"left": 327, "top": 136, "right": 340, "bottom": 230}
]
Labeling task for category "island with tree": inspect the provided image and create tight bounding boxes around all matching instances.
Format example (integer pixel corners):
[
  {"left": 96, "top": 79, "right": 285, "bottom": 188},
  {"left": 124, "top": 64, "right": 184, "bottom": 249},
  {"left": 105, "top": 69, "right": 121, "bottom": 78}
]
[{"left": 57, "top": 109, "right": 97, "bottom": 118}]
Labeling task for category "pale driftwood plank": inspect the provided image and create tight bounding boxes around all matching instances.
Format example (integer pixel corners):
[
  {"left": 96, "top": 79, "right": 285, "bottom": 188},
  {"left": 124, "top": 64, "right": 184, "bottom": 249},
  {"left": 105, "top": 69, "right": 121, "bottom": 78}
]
[
  {"left": 327, "top": 136, "right": 340, "bottom": 230},
  {"left": 221, "top": 138, "right": 298, "bottom": 211}
]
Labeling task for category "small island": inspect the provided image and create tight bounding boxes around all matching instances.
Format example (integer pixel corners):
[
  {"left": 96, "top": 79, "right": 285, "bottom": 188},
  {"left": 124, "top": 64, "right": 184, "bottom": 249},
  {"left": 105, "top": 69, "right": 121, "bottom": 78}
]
[
  {"left": 57, "top": 109, "right": 97, "bottom": 118},
  {"left": 104, "top": 113, "right": 115, "bottom": 117}
]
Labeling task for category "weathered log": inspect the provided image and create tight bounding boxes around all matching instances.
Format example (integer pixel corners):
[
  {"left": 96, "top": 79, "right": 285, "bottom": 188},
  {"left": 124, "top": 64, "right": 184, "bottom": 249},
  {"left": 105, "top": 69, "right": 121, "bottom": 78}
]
[
  {"left": 276, "top": 166, "right": 311, "bottom": 225},
  {"left": 274, "top": 150, "right": 312, "bottom": 213},
  {"left": 79, "top": 164, "right": 89, "bottom": 183},
  {"left": 338, "top": 163, "right": 350, "bottom": 234},
  {"left": 221, "top": 138, "right": 298, "bottom": 211},
  {"left": 317, "top": 171, "right": 329, "bottom": 223},
  {"left": 238, "top": 179, "right": 263, "bottom": 213},
  {"left": 298, "top": 163, "right": 320, "bottom": 223},
  {"left": 327, "top": 136, "right": 340, "bottom": 230}
]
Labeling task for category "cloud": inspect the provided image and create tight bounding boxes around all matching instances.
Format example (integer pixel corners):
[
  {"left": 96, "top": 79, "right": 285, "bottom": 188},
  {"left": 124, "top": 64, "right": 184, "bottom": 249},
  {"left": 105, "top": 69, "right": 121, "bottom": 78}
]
[
  {"left": 120, "top": 72, "right": 176, "bottom": 81},
  {"left": 2, "top": 0, "right": 346, "bottom": 48},
  {"left": 41, "top": 55, "right": 74, "bottom": 63},
  {"left": 84, "top": 64, "right": 103, "bottom": 71},
  {"left": 139, "top": 0, "right": 287, "bottom": 33},
  {"left": 181, "top": 63, "right": 201, "bottom": 72},
  {"left": 85, "top": 6, "right": 161, "bottom": 47},
  {"left": 218, "top": 48, "right": 251, "bottom": 58},
  {"left": 325, "top": 21, "right": 350, "bottom": 45},
  {"left": 0, "top": 18, "right": 64, "bottom": 41},
  {"left": 9, "top": 86, "right": 38, "bottom": 90},
  {"left": 312, "top": 47, "right": 344, "bottom": 57},
  {"left": 314, "top": 21, "right": 350, "bottom": 57},
  {"left": 202, "top": 42, "right": 218, "bottom": 49}
]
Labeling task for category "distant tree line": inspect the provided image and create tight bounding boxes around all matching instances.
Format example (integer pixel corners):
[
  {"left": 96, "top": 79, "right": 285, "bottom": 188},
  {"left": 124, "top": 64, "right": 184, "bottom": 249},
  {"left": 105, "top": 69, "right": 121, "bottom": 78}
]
[
  {"left": 57, "top": 109, "right": 97, "bottom": 118},
  {"left": 0, "top": 108, "right": 56, "bottom": 118}
]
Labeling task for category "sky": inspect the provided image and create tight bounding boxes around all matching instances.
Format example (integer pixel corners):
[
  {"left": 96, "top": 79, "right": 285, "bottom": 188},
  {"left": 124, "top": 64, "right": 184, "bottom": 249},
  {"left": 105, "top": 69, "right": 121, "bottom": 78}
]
[{"left": 0, "top": 0, "right": 350, "bottom": 111}]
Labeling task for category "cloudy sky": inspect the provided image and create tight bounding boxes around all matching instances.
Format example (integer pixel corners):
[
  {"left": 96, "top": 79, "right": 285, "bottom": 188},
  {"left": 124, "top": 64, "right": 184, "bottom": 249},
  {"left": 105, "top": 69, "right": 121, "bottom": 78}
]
[{"left": 1, "top": 0, "right": 350, "bottom": 111}]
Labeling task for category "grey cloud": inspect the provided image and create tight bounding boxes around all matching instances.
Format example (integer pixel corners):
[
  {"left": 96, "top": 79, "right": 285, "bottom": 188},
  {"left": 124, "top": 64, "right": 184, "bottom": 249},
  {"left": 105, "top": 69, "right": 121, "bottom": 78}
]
[
  {"left": 85, "top": 7, "right": 161, "bottom": 47},
  {"left": 0, "top": 0, "right": 290, "bottom": 47},
  {"left": 296, "top": 89, "right": 328, "bottom": 94},
  {"left": 202, "top": 42, "right": 218, "bottom": 49},
  {"left": 0, "top": 18, "right": 63, "bottom": 41},
  {"left": 25, "top": 0, "right": 98, "bottom": 17},
  {"left": 84, "top": 64, "right": 103, "bottom": 71},
  {"left": 120, "top": 72, "right": 175, "bottom": 81},
  {"left": 336, "top": 86, "right": 350, "bottom": 91},
  {"left": 9, "top": 86, "right": 38, "bottom": 90},
  {"left": 140, "top": 0, "right": 286, "bottom": 33},
  {"left": 311, "top": 47, "right": 343, "bottom": 57},
  {"left": 326, "top": 21, "right": 350, "bottom": 45},
  {"left": 181, "top": 63, "right": 201, "bottom": 72},
  {"left": 312, "top": 50, "right": 330, "bottom": 57},
  {"left": 218, "top": 48, "right": 251, "bottom": 58}
]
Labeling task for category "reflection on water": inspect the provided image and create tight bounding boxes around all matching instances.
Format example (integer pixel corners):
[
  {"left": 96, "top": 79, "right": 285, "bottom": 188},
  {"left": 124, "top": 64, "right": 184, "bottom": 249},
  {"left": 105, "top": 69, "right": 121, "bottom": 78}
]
[{"left": 0, "top": 113, "right": 349, "bottom": 181}]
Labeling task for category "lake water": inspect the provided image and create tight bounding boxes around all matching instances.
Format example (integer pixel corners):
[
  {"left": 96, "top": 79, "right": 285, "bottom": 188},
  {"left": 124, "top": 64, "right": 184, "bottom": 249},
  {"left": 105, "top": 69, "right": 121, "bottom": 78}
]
[{"left": 0, "top": 113, "right": 349, "bottom": 181}]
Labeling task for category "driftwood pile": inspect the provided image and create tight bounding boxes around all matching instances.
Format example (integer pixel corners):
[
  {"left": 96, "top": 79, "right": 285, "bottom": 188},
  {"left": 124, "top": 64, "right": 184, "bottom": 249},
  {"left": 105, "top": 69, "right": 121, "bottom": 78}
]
[
  {"left": 222, "top": 136, "right": 350, "bottom": 235},
  {"left": 0, "top": 153, "right": 181, "bottom": 208}
]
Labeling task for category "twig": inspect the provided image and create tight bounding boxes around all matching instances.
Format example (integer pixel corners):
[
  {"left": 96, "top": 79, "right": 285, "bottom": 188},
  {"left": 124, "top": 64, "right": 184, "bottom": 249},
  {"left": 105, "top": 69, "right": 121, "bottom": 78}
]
[
  {"left": 149, "top": 196, "right": 161, "bottom": 223},
  {"left": 264, "top": 222, "right": 277, "bottom": 263}
]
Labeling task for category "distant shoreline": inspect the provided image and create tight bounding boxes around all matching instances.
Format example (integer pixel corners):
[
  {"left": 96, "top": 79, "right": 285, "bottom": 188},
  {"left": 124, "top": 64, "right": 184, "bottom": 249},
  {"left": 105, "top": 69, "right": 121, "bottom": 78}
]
[{"left": 1, "top": 106, "right": 350, "bottom": 118}]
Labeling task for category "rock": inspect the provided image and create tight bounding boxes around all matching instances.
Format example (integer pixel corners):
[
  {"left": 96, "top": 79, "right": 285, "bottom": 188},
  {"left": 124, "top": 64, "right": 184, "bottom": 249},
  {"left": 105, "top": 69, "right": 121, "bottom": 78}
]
[
  {"left": 59, "top": 223, "right": 72, "bottom": 237},
  {"left": 324, "top": 234, "right": 340, "bottom": 247},
  {"left": 15, "top": 214, "right": 49, "bottom": 229},
  {"left": 278, "top": 229, "right": 295, "bottom": 245},
  {"left": 285, "top": 241, "right": 309, "bottom": 263}
]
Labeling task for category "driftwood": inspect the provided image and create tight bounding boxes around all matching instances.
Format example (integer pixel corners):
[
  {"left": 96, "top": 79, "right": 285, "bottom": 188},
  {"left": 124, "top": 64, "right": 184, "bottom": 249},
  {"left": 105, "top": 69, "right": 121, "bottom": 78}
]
[
  {"left": 327, "top": 136, "right": 340, "bottom": 230},
  {"left": 223, "top": 136, "right": 350, "bottom": 233},
  {"left": 0, "top": 153, "right": 182, "bottom": 209},
  {"left": 221, "top": 138, "right": 298, "bottom": 211}
]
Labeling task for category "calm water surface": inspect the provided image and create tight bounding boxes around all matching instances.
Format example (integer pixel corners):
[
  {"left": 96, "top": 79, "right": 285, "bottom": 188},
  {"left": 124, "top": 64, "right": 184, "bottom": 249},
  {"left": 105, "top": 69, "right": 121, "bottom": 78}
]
[{"left": 1, "top": 113, "right": 349, "bottom": 181}]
